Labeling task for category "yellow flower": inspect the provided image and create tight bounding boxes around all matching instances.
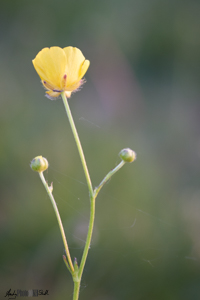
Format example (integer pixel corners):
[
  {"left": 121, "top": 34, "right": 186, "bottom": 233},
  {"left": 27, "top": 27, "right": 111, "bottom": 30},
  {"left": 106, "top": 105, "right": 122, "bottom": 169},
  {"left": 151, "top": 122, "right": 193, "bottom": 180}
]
[{"left": 32, "top": 46, "right": 90, "bottom": 99}]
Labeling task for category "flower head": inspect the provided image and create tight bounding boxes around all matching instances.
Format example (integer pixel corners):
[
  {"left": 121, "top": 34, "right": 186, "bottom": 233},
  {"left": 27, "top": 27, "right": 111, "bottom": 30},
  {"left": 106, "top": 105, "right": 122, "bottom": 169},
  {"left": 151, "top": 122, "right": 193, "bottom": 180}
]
[{"left": 32, "top": 46, "right": 90, "bottom": 99}]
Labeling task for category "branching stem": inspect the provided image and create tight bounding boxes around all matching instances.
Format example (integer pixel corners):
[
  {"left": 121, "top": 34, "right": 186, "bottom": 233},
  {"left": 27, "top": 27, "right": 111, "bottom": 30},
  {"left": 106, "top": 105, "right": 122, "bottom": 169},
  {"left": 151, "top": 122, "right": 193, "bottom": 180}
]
[{"left": 38, "top": 92, "right": 127, "bottom": 300}]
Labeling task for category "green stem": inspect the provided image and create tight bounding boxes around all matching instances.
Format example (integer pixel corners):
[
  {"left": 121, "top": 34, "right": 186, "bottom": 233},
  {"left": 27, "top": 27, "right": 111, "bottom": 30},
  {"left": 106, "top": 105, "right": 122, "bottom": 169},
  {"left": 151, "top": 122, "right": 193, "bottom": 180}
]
[
  {"left": 79, "top": 195, "right": 96, "bottom": 278},
  {"left": 61, "top": 92, "right": 96, "bottom": 300},
  {"left": 61, "top": 92, "right": 93, "bottom": 198},
  {"left": 39, "top": 171, "right": 74, "bottom": 273},
  {"left": 73, "top": 281, "right": 81, "bottom": 300},
  {"left": 61, "top": 92, "right": 126, "bottom": 300},
  {"left": 73, "top": 160, "right": 125, "bottom": 299},
  {"left": 72, "top": 195, "right": 95, "bottom": 300},
  {"left": 94, "top": 160, "right": 125, "bottom": 197}
]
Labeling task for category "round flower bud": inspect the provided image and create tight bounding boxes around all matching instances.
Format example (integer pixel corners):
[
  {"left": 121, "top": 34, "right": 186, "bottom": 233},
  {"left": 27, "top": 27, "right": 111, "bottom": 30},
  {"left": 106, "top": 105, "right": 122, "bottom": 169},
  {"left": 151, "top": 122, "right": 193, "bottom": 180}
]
[
  {"left": 119, "top": 148, "right": 136, "bottom": 163},
  {"left": 30, "top": 156, "right": 49, "bottom": 172}
]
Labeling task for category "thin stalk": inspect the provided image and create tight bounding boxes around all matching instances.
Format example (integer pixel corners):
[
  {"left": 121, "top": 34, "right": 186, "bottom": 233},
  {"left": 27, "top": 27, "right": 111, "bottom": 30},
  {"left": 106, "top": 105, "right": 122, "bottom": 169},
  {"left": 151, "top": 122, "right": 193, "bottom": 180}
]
[
  {"left": 60, "top": 92, "right": 127, "bottom": 300},
  {"left": 77, "top": 162, "right": 126, "bottom": 280},
  {"left": 78, "top": 195, "right": 95, "bottom": 278},
  {"left": 61, "top": 92, "right": 93, "bottom": 198},
  {"left": 39, "top": 171, "right": 74, "bottom": 273},
  {"left": 72, "top": 195, "right": 95, "bottom": 300},
  {"left": 94, "top": 160, "right": 125, "bottom": 197},
  {"left": 61, "top": 92, "right": 96, "bottom": 300}
]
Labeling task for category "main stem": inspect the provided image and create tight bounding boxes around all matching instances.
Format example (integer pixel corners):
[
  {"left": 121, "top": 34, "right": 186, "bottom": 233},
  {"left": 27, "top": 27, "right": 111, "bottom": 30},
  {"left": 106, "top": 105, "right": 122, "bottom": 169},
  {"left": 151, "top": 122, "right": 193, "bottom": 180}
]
[
  {"left": 72, "top": 195, "right": 96, "bottom": 300},
  {"left": 61, "top": 92, "right": 96, "bottom": 300},
  {"left": 78, "top": 195, "right": 95, "bottom": 278},
  {"left": 61, "top": 92, "right": 93, "bottom": 198},
  {"left": 73, "top": 282, "right": 81, "bottom": 300}
]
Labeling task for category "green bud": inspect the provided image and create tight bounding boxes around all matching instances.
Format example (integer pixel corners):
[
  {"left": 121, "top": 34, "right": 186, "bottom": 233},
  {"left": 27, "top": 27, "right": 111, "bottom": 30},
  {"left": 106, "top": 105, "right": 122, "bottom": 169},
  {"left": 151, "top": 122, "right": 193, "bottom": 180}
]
[
  {"left": 119, "top": 148, "right": 136, "bottom": 163},
  {"left": 30, "top": 156, "right": 49, "bottom": 172}
]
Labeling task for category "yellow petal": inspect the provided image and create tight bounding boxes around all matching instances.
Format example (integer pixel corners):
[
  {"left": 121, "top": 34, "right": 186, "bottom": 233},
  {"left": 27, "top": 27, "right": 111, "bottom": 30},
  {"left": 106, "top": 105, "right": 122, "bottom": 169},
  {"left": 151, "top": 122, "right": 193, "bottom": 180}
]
[
  {"left": 63, "top": 47, "right": 89, "bottom": 87},
  {"left": 78, "top": 59, "right": 90, "bottom": 81},
  {"left": 65, "top": 81, "right": 81, "bottom": 92},
  {"left": 32, "top": 47, "right": 67, "bottom": 89}
]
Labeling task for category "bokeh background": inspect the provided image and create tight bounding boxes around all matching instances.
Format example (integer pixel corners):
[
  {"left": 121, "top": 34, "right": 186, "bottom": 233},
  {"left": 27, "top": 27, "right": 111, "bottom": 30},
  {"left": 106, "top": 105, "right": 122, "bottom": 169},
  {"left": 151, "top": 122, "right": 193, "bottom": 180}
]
[{"left": 1, "top": 0, "right": 200, "bottom": 299}]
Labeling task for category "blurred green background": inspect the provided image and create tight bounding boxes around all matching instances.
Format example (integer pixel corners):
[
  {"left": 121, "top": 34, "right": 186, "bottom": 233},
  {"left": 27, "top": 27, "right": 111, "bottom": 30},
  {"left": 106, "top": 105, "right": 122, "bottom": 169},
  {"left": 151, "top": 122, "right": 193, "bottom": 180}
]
[{"left": 1, "top": 0, "right": 200, "bottom": 299}]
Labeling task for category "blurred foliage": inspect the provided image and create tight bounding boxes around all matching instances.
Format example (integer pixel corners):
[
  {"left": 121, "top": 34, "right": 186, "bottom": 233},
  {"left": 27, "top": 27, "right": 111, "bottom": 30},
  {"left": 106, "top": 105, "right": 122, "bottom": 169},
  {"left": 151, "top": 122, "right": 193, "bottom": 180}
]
[{"left": 1, "top": 0, "right": 200, "bottom": 299}]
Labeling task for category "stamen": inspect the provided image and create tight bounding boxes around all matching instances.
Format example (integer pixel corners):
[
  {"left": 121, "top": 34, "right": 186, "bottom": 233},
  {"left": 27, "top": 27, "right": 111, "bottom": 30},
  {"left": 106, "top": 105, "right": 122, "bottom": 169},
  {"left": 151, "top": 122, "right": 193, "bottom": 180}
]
[{"left": 62, "top": 74, "right": 67, "bottom": 89}]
